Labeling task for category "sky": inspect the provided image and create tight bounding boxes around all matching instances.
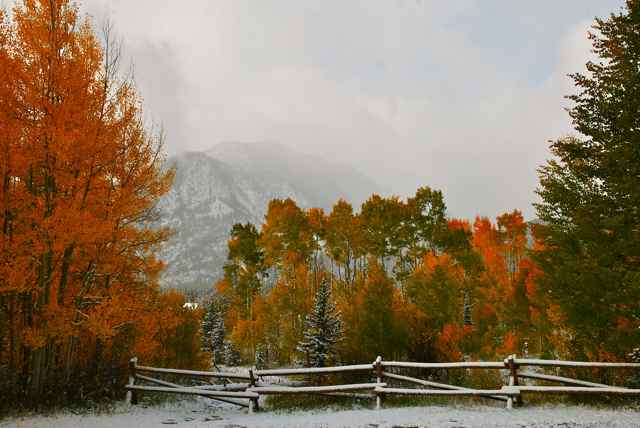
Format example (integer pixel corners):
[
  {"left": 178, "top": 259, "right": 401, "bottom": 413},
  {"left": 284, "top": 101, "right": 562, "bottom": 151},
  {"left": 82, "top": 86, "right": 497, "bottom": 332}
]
[{"left": 52, "top": 1, "right": 628, "bottom": 219}]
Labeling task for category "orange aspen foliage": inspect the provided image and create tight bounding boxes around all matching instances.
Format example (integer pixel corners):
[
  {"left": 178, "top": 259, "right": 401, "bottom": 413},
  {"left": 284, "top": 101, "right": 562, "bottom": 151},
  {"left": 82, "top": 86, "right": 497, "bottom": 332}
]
[
  {"left": 435, "top": 323, "right": 465, "bottom": 361},
  {"left": 259, "top": 198, "right": 314, "bottom": 268},
  {"left": 498, "top": 331, "right": 519, "bottom": 355},
  {"left": 0, "top": 0, "right": 175, "bottom": 401},
  {"left": 448, "top": 218, "right": 471, "bottom": 232},
  {"left": 496, "top": 210, "right": 528, "bottom": 293},
  {"left": 473, "top": 216, "right": 507, "bottom": 282}
]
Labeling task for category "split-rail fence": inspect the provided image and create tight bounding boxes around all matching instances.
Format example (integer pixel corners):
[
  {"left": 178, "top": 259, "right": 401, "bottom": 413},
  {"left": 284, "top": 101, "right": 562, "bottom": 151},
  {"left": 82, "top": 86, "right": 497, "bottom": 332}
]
[{"left": 124, "top": 355, "right": 640, "bottom": 413}]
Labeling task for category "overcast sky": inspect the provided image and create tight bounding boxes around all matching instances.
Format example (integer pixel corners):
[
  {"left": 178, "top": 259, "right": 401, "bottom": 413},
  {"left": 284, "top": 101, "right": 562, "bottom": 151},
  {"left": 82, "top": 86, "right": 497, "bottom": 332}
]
[{"left": 75, "top": 0, "right": 623, "bottom": 220}]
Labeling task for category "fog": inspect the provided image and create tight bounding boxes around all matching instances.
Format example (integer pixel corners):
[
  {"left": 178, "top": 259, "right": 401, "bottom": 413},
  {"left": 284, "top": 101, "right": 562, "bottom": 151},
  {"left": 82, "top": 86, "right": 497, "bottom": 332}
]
[{"left": 71, "top": 1, "right": 623, "bottom": 219}]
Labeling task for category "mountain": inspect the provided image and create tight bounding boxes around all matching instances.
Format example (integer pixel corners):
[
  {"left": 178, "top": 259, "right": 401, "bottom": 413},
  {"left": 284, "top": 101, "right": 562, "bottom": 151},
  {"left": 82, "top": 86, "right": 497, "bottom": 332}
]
[{"left": 156, "top": 142, "right": 380, "bottom": 291}]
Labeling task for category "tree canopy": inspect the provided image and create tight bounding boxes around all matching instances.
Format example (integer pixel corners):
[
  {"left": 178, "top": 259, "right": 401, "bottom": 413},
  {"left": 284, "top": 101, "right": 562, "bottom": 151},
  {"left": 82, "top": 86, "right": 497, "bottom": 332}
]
[{"left": 535, "top": 0, "right": 640, "bottom": 359}]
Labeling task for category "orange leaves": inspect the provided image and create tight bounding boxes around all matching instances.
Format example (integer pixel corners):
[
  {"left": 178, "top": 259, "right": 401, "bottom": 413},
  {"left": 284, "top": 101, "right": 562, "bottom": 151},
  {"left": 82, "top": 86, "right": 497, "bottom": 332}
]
[
  {"left": 448, "top": 218, "right": 471, "bottom": 232},
  {"left": 473, "top": 216, "right": 506, "bottom": 280},
  {"left": 435, "top": 324, "right": 466, "bottom": 361},
  {"left": 260, "top": 198, "right": 314, "bottom": 268},
  {"left": 132, "top": 289, "right": 206, "bottom": 369},
  {"left": 497, "top": 331, "right": 519, "bottom": 356},
  {"left": 307, "top": 207, "right": 326, "bottom": 234},
  {"left": 418, "top": 252, "right": 460, "bottom": 277},
  {"left": 0, "top": 0, "right": 179, "bottom": 396},
  {"left": 22, "top": 327, "right": 47, "bottom": 349}
]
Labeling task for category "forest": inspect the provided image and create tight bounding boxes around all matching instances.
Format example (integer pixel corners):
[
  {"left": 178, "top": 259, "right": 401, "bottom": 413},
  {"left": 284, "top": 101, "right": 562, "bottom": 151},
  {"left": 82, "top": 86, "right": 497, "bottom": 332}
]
[
  {"left": 206, "top": 192, "right": 636, "bottom": 370},
  {"left": 1, "top": 0, "right": 640, "bottom": 411}
]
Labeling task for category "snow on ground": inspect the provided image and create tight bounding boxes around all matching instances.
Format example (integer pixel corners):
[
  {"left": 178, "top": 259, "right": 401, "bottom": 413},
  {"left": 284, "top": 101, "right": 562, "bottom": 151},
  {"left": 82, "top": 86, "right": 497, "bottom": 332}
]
[{"left": 2, "top": 398, "right": 640, "bottom": 428}]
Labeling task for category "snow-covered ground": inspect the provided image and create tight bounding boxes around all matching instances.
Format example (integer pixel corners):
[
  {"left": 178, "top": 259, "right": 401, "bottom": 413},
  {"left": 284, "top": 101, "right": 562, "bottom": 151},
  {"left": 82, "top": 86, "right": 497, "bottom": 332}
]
[{"left": 3, "top": 398, "right": 640, "bottom": 428}]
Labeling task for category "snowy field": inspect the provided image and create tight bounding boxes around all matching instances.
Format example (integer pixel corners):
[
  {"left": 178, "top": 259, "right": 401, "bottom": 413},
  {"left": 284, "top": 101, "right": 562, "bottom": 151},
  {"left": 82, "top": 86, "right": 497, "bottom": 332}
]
[{"left": 3, "top": 398, "right": 640, "bottom": 428}]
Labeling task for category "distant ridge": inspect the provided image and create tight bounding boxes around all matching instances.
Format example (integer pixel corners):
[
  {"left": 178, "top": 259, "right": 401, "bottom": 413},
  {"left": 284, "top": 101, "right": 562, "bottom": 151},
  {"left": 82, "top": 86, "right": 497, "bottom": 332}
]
[
  {"left": 206, "top": 141, "right": 379, "bottom": 209},
  {"left": 156, "top": 142, "right": 381, "bottom": 290}
]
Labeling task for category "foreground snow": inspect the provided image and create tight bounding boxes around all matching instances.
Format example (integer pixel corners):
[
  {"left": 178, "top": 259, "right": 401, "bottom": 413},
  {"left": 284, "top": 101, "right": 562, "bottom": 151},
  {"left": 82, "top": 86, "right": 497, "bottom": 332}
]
[{"left": 3, "top": 398, "right": 640, "bottom": 428}]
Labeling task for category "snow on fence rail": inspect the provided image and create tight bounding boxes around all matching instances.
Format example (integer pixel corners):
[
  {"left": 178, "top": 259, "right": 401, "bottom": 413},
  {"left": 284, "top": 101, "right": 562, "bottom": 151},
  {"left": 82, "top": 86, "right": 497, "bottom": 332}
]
[
  {"left": 249, "top": 382, "right": 386, "bottom": 395},
  {"left": 254, "top": 363, "right": 373, "bottom": 376},
  {"left": 513, "top": 358, "right": 640, "bottom": 368},
  {"left": 381, "top": 361, "right": 505, "bottom": 369},
  {"left": 124, "top": 354, "right": 640, "bottom": 413},
  {"left": 135, "top": 364, "right": 251, "bottom": 380}
]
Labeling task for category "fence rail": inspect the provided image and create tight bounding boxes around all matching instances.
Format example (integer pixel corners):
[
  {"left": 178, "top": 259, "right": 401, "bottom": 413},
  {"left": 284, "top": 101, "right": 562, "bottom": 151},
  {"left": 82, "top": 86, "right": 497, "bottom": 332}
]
[
  {"left": 381, "top": 361, "right": 505, "bottom": 369},
  {"left": 124, "top": 354, "right": 640, "bottom": 413},
  {"left": 135, "top": 364, "right": 251, "bottom": 380},
  {"left": 513, "top": 358, "right": 640, "bottom": 368},
  {"left": 255, "top": 364, "right": 373, "bottom": 376}
]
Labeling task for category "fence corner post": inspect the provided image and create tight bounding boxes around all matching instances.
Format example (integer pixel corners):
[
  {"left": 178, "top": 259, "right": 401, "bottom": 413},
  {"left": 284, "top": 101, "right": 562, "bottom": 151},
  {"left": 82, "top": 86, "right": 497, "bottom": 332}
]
[
  {"left": 126, "top": 356, "right": 138, "bottom": 405},
  {"left": 374, "top": 355, "right": 383, "bottom": 410},
  {"left": 249, "top": 368, "right": 259, "bottom": 413}
]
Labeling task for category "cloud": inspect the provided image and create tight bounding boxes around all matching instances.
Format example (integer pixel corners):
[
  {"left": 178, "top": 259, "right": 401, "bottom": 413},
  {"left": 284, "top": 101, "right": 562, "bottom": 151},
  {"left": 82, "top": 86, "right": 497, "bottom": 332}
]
[{"left": 8, "top": 0, "right": 624, "bottom": 219}]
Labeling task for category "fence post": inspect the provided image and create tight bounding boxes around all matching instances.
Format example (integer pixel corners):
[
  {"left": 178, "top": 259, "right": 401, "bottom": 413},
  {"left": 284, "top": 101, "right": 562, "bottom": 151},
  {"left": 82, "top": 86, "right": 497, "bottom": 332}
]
[
  {"left": 249, "top": 368, "right": 259, "bottom": 413},
  {"left": 374, "top": 355, "right": 383, "bottom": 410},
  {"left": 505, "top": 354, "right": 521, "bottom": 408},
  {"left": 126, "top": 357, "right": 138, "bottom": 405}
]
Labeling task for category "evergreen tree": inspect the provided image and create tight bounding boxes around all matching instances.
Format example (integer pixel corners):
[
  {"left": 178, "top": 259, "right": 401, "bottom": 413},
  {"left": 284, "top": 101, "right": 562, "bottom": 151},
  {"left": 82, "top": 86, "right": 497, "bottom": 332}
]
[
  {"left": 535, "top": 1, "right": 640, "bottom": 357},
  {"left": 223, "top": 340, "right": 242, "bottom": 366},
  {"left": 255, "top": 342, "right": 267, "bottom": 369},
  {"left": 201, "top": 298, "right": 227, "bottom": 367},
  {"left": 297, "top": 278, "right": 343, "bottom": 367},
  {"left": 201, "top": 305, "right": 215, "bottom": 353}
]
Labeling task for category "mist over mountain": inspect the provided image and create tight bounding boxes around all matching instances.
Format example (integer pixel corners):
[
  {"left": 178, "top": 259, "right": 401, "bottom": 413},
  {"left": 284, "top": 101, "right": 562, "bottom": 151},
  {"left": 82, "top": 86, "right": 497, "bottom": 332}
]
[{"left": 156, "top": 142, "right": 381, "bottom": 290}]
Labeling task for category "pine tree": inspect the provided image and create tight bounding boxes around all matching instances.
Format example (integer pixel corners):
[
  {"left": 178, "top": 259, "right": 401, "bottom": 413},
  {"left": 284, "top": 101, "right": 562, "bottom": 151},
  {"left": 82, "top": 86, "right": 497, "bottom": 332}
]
[
  {"left": 534, "top": 0, "right": 640, "bottom": 357},
  {"left": 297, "top": 278, "right": 343, "bottom": 367},
  {"left": 223, "top": 340, "right": 242, "bottom": 367},
  {"left": 201, "top": 298, "right": 227, "bottom": 367},
  {"left": 201, "top": 305, "right": 215, "bottom": 353},
  {"left": 211, "top": 314, "right": 226, "bottom": 363},
  {"left": 255, "top": 342, "right": 267, "bottom": 369}
]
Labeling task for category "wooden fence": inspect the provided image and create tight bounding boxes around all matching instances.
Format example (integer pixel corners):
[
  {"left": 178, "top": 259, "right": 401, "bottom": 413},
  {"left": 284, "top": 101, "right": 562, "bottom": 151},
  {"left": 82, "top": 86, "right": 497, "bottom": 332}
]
[{"left": 124, "top": 354, "right": 640, "bottom": 412}]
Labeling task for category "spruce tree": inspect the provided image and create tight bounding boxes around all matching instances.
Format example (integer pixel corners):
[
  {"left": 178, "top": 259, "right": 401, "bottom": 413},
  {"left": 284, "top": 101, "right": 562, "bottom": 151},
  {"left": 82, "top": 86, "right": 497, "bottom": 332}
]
[
  {"left": 223, "top": 340, "right": 242, "bottom": 366},
  {"left": 201, "top": 304, "right": 215, "bottom": 353},
  {"left": 255, "top": 342, "right": 267, "bottom": 370},
  {"left": 297, "top": 278, "right": 343, "bottom": 367},
  {"left": 535, "top": 1, "right": 640, "bottom": 357},
  {"left": 201, "top": 298, "right": 227, "bottom": 367}
]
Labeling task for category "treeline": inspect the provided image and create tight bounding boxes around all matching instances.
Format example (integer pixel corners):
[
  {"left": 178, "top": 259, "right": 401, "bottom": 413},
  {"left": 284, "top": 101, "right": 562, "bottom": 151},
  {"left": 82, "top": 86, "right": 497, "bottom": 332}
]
[
  {"left": 0, "top": 1, "right": 204, "bottom": 407},
  {"left": 211, "top": 191, "right": 546, "bottom": 366}
]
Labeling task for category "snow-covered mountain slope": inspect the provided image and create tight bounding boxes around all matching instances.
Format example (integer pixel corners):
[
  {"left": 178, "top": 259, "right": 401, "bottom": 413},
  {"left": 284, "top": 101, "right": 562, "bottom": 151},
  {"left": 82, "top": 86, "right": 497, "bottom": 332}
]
[{"left": 156, "top": 142, "right": 380, "bottom": 290}]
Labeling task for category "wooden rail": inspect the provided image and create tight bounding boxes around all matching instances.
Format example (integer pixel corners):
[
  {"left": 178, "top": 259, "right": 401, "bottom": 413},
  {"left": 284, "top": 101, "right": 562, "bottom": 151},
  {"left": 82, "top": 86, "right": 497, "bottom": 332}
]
[
  {"left": 126, "top": 384, "right": 259, "bottom": 398},
  {"left": 135, "top": 364, "right": 251, "bottom": 380},
  {"left": 255, "top": 364, "right": 373, "bottom": 376},
  {"left": 249, "top": 383, "right": 385, "bottom": 395},
  {"left": 382, "top": 371, "right": 508, "bottom": 402},
  {"left": 516, "top": 371, "right": 611, "bottom": 388},
  {"left": 508, "top": 386, "right": 640, "bottom": 395},
  {"left": 124, "top": 354, "right": 640, "bottom": 413},
  {"left": 382, "top": 361, "right": 505, "bottom": 369},
  {"left": 376, "top": 386, "right": 516, "bottom": 397},
  {"left": 513, "top": 358, "right": 640, "bottom": 368},
  {"left": 134, "top": 374, "right": 250, "bottom": 407}
]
